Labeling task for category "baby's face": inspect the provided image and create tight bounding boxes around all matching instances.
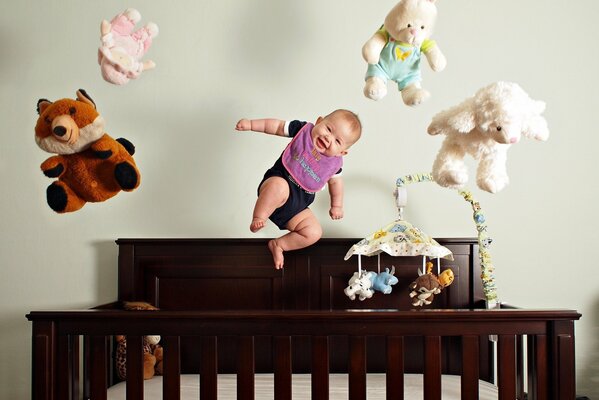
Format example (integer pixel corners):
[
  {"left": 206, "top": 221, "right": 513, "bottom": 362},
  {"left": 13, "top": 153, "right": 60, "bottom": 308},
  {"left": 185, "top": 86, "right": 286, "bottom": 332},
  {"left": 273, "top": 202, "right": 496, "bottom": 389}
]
[{"left": 311, "top": 114, "right": 356, "bottom": 157}]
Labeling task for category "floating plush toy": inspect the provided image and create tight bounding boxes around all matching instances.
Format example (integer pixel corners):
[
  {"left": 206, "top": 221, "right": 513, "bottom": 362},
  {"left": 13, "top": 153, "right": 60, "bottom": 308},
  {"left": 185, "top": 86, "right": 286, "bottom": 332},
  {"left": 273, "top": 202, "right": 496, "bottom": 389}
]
[
  {"left": 362, "top": 0, "right": 446, "bottom": 106},
  {"left": 428, "top": 81, "right": 549, "bottom": 193},
  {"left": 98, "top": 8, "right": 159, "bottom": 85},
  {"left": 35, "top": 89, "right": 140, "bottom": 213}
]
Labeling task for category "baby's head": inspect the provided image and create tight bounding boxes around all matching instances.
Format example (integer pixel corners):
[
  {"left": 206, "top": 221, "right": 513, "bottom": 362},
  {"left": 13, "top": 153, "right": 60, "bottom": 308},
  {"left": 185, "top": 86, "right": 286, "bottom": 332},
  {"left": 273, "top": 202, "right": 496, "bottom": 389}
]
[{"left": 312, "top": 109, "right": 362, "bottom": 157}]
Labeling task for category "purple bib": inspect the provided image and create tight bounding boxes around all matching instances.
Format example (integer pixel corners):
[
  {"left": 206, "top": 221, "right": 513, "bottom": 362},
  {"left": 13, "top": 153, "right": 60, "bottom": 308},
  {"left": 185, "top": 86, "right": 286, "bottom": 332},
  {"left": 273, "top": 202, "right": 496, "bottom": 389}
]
[{"left": 282, "top": 123, "right": 343, "bottom": 192}]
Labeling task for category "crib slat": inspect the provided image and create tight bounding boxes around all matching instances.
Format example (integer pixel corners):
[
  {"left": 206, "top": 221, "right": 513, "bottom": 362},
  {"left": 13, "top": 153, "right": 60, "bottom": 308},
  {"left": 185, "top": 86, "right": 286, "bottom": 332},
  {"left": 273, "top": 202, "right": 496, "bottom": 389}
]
[
  {"left": 237, "top": 336, "right": 254, "bottom": 400},
  {"left": 528, "top": 334, "right": 548, "bottom": 400},
  {"left": 200, "top": 336, "right": 217, "bottom": 400},
  {"left": 424, "top": 336, "right": 442, "bottom": 400},
  {"left": 516, "top": 336, "right": 524, "bottom": 400},
  {"left": 312, "top": 336, "right": 329, "bottom": 400},
  {"left": 32, "top": 321, "right": 56, "bottom": 400},
  {"left": 274, "top": 336, "right": 292, "bottom": 400},
  {"left": 557, "top": 333, "right": 575, "bottom": 400},
  {"left": 498, "top": 335, "right": 516, "bottom": 400},
  {"left": 162, "top": 336, "right": 181, "bottom": 400},
  {"left": 126, "top": 335, "right": 144, "bottom": 400},
  {"left": 349, "top": 336, "right": 366, "bottom": 400},
  {"left": 386, "top": 336, "right": 404, "bottom": 400},
  {"left": 57, "top": 334, "right": 79, "bottom": 400},
  {"left": 461, "top": 335, "right": 479, "bottom": 400},
  {"left": 89, "top": 336, "right": 108, "bottom": 400}
]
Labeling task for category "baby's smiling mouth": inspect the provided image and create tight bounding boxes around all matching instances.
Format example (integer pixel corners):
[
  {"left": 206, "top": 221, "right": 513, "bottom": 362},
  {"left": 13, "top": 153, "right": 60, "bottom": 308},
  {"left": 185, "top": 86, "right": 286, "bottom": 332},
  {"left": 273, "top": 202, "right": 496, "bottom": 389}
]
[{"left": 317, "top": 137, "right": 327, "bottom": 151}]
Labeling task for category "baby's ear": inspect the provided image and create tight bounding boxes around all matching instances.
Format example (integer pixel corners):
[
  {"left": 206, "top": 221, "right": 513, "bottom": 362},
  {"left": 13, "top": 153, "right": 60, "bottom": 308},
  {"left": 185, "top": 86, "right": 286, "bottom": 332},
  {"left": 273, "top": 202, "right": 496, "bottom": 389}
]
[{"left": 316, "top": 116, "right": 324, "bottom": 124}]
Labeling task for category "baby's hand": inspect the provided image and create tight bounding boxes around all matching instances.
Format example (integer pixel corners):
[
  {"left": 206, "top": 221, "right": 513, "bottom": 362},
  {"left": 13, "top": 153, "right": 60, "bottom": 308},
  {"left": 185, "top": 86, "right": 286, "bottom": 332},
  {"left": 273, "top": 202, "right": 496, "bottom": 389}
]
[
  {"left": 235, "top": 119, "right": 251, "bottom": 131},
  {"left": 329, "top": 206, "right": 344, "bottom": 220}
]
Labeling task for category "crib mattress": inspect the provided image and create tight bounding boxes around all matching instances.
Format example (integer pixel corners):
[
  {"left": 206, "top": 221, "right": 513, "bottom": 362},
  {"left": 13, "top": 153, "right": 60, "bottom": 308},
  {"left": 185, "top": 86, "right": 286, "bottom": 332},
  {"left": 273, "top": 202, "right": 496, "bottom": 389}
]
[{"left": 107, "top": 373, "right": 498, "bottom": 399}]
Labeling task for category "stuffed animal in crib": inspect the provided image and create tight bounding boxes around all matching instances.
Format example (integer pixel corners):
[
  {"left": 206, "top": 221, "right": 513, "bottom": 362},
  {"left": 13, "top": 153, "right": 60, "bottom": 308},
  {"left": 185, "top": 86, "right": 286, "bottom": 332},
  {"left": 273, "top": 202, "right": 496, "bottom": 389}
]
[
  {"left": 362, "top": 0, "right": 446, "bottom": 106},
  {"left": 35, "top": 89, "right": 140, "bottom": 213},
  {"left": 370, "top": 266, "right": 399, "bottom": 294},
  {"left": 98, "top": 8, "right": 159, "bottom": 85},
  {"left": 115, "top": 335, "right": 163, "bottom": 380},
  {"left": 115, "top": 301, "right": 163, "bottom": 380},
  {"left": 428, "top": 81, "right": 549, "bottom": 193},
  {"left": 344, "top": 271, "right": 376, "bottom": 301}
]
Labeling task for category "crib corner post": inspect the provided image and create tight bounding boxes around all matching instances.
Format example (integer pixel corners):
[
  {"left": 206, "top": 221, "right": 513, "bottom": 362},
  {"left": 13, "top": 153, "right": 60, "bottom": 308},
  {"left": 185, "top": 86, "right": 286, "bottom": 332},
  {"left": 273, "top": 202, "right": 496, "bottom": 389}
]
[
  {"left": 549, "top": 320, "right": 576, "bottom": 400},
  {"left": 31, "top": 320, "right": 57, "bottom": 400}
]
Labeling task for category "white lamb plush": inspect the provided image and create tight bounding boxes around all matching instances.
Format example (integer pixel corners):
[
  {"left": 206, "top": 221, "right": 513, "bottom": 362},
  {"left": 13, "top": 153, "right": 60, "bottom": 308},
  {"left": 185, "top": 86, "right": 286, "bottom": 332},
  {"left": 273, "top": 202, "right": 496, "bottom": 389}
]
[{"left": 428, "top": 81, "right": 549, "bottom": 193}]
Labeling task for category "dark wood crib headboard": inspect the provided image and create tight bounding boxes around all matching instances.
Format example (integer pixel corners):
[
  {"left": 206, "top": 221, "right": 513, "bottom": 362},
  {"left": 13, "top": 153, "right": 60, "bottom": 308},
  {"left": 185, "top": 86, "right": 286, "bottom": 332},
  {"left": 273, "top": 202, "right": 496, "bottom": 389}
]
[
  {"left": 116, "top": 238, "right": 484, "bottom": 311},
  {"left": 115, "top": 238, "right": 491, "bottom": 377}
]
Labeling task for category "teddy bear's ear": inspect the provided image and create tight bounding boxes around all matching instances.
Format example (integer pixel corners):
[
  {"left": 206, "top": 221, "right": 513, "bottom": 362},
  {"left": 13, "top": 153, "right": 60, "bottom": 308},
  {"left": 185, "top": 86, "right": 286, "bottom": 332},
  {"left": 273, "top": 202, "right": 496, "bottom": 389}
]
[
  {"left": 37, "top": 99, "right": 52, "bottom": 115},
  {"left": 76, "top": 89, "right": 96, "bottom": 109}
]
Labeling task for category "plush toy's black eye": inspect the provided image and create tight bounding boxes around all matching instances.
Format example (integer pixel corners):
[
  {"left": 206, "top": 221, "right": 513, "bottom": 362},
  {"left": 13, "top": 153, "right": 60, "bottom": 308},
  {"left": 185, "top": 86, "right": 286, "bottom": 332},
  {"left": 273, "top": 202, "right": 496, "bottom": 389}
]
[
  {"left": 69, "top": 107, "right": 76, "bottom": 115},
  {"left": 44, "top": 116, "right": 51, "bottom": 124},
  {"left": 407, "top": 24, "right": 412, "bottom": 28},
  {"left": 421, "top": 25, "right": 425, "bottom": 29},
  {"left": 497, "top": 126, "right": 502, "bottom": 131}
]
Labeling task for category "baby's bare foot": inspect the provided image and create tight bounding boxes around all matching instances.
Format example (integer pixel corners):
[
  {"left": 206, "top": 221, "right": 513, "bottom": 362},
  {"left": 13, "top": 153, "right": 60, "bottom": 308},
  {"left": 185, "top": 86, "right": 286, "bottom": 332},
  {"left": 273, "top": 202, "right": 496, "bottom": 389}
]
[
  {"left": 250, "top": 218, "right": 266, "bottom": 233},
  {"left": 268, "top": 239, "right": 284, "bottom": 269}
]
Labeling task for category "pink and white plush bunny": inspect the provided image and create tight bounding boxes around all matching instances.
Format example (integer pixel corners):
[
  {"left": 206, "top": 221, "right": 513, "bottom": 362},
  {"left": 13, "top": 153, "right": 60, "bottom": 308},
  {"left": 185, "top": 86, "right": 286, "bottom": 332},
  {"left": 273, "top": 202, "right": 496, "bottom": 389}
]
[{"left": 98, "top": 8, "right": 159, "bottom": 85}]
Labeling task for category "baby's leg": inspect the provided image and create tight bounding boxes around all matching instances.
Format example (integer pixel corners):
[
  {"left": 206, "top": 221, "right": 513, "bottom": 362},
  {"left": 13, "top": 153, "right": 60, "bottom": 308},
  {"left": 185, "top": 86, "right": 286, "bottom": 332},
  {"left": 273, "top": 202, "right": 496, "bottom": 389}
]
[
  {"left": 251, "top": 176, "right": 289, "bottom": 232},
  {"left": 269, "top": 209, "right": 322, "bottom": 269}
]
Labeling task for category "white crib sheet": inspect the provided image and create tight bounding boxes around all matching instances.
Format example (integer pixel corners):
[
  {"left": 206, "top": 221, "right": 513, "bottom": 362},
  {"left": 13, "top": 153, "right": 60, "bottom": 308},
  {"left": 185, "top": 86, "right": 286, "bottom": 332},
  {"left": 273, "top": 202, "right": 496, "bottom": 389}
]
[{"left": 107, "top": 373, "right": 499, "bottom": 399}]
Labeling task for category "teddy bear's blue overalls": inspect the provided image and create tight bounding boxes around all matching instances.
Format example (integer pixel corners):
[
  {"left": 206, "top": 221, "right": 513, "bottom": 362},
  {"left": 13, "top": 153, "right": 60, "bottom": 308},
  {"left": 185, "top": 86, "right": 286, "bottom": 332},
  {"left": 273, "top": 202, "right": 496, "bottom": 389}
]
[{"left": 365, "top": 28, "right": 435, "bottom": 91}]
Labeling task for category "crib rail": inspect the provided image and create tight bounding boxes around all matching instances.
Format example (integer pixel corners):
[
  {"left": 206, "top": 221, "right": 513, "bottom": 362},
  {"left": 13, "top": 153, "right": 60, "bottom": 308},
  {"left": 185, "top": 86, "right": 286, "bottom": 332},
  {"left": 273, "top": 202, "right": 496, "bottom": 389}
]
[{"left": 27, "top": 309, "right": 580, "bottom": 400}]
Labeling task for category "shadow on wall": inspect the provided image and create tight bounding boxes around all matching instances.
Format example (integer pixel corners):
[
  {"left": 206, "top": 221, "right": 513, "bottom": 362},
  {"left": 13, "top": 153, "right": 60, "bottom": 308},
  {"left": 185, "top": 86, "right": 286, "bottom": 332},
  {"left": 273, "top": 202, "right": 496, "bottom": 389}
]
[
  {"left": 92, "top": 239, "right": 119, "bottom": 304},
  {"left": 578, "top": 296, "right": 599, "bottom": 398}
]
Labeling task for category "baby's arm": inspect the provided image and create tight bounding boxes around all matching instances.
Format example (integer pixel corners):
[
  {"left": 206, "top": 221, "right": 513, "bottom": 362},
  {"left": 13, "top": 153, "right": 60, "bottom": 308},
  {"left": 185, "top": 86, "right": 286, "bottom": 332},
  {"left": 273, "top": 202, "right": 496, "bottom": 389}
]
[
  {"left": 327, "top": 176, "right": 344, "bottom": 220},
  {"left": 235, "top": 119, "right": 286, "bottom": 136}
]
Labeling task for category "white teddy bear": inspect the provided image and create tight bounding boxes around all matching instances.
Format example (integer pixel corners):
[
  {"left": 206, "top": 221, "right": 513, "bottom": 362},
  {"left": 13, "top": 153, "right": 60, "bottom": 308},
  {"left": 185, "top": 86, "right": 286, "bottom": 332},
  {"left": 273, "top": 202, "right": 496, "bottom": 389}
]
[
  {"left": 362, "top": 0, "right": 446, "bottom": 106},
  {"left": 428, "top": 81, "right": 549, "bottom": 193}
]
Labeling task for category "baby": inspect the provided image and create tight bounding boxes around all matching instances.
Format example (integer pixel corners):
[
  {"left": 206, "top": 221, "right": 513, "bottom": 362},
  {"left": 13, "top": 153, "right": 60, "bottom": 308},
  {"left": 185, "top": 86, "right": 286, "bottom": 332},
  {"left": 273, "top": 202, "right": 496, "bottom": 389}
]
[{"left": 236, "top": 109, "right": 362, "bottom": 269}]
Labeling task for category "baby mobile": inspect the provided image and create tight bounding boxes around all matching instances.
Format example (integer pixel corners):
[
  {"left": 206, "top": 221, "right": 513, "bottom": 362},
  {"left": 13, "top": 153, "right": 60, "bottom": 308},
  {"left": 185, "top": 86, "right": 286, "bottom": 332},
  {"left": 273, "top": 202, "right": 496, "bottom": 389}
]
[{"left": 344, "top": 173, "right": 498, "bottom": 308}]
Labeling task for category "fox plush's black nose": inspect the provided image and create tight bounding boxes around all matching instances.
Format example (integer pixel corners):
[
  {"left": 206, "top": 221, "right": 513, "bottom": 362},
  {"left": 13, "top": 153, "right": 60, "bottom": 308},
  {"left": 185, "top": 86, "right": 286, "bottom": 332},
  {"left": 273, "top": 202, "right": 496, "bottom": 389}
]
[{"left": 53, "top": 126, "right": 67, "bottom": 137}]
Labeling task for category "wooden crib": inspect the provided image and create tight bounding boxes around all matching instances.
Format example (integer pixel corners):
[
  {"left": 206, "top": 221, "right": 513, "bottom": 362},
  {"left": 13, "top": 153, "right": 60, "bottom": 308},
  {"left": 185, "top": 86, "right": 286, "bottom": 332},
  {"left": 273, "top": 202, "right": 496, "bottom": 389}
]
[{"left": 27, "top": 238, "right": 580, "bottom": 400}]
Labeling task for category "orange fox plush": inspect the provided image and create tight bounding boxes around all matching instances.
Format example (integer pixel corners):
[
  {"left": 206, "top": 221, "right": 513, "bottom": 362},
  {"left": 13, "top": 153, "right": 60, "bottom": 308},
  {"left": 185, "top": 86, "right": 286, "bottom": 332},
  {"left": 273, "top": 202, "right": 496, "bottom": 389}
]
[{"left": 35, "top": 89, "right": 140, "bottom": 213}]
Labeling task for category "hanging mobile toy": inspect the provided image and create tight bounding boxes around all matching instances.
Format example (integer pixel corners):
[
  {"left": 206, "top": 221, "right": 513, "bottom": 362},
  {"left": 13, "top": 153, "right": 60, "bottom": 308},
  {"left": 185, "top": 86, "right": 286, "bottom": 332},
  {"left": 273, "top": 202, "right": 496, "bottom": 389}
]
[
  {"left": 408, "top": 260, "right": 454, "bottom": 307},
  {"left": 344, "top": 173, "right": 498, "bottom": 308},
  {"left": 344, "top": 269, "right": 376, "bottom": 301},
  {"left": 371, "top": 265, "right": 398, "bottom": 294}
]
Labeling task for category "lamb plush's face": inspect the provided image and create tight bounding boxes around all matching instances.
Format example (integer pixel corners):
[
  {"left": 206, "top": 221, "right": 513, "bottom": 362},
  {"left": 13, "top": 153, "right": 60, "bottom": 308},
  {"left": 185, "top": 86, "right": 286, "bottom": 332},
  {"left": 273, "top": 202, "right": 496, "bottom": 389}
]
[
  {"left": 384, "top": 0, "right": 437, "bottom": 46},
  {"left": 475, "top": 82, "right": 539, "bottom": 145},
  {"left": 477, "top": 107, "right": 523, "bottom": 145}
]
